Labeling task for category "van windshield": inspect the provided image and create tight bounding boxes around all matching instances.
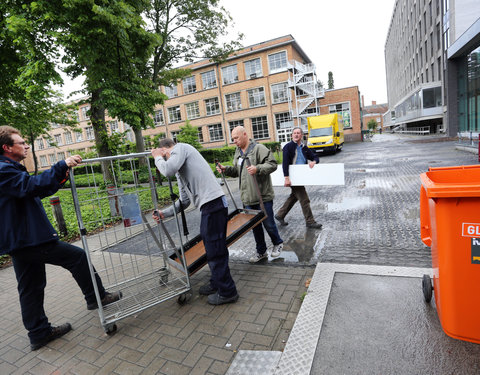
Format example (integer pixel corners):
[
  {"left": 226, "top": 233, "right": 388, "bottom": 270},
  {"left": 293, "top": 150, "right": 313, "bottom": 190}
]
[{"left": 309, "top": 127, "right": 332, "bottom": 137}]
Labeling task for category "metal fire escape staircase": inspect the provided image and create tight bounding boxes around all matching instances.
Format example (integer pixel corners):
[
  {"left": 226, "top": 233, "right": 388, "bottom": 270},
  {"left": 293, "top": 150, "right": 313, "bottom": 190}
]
[{"left": 287, "top": 60, "right": 325, "bottom": 129}]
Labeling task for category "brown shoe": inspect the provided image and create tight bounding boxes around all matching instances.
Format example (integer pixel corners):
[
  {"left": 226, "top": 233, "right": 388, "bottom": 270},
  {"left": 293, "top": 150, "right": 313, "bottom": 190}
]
[
  {"left": 87, "top": 291, "right": 122, "bottom": 310},
  {"left": 30, "top": 323, "right": 72, "bottom": 351},
  {"left": 306, "top": 222, "right": 322, "bottom": 229}
]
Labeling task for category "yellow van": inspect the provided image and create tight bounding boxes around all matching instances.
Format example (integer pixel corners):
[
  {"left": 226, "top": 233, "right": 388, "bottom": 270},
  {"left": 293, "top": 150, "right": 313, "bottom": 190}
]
[{"left": 307, "top": 113, "right": 344, "bottom": 154}]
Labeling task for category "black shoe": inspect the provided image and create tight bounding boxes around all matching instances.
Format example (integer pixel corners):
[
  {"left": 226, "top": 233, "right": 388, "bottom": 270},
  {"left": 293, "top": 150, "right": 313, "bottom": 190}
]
[
  {"left": 207, "top": 292, "right": 239, "bottom": 305},
  {"left": 306, "top": 222, "right": 322, "bottom": 229},
  {"left": 274, "top": 215, "right": 288, "bottom": 226},
  {"left": 199, "top": 283, "right": 217, "bottom": 296},
  {"left": 30, "top": 323, "right": 72, "bottom": 351},
  {"left": 87, "top": 291, "right": 122, "bottom": 310}
]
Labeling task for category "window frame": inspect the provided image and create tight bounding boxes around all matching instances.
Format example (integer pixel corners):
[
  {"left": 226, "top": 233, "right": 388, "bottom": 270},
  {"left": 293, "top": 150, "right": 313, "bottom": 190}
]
[
  {"left": 251, "top": 116, "right": 270, "bottom": 140},
  {"left": 167, "top": 105, "right": 182, "bottom": 123},
  {"left": 247, "top": 86, "right": 266, "bottom": 108},
  {"left": 201, "top": 70, "right": 217, "bottom": 90},
  {"left": 244, "top": 58, "right": 263, "bottom": 79},
  {"left": 208, "top": 123, "right": 224, "bottom": 142},
  {"left": 271, "top": 82, "right": 289, "bottom": 104},
  {"left": 205, "top": 97, "right": 221, "bottom": 116},
  {"left": 268, "top": 50, "right": 288, "bottom": 74},
  {"left": 225, "top": 92, "right": 242, "bottom": 112},
  {"left": 182, "top": 76, "right": 197, "bottom": 94},
  {"left": 185, "top": 101, "right": 200, "bottom": 120},
  {"left": 221, "top": 64, "right": 239, "bottom": 85}
]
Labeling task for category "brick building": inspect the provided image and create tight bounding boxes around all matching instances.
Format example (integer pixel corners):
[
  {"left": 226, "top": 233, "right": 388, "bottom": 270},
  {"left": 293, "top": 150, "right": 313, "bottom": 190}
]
[
  {"left": 26, "top": 35, "right": 363, "bottom": 172},
  {"left": 362, "top": 100, "right": 388, "bottom": 132}
]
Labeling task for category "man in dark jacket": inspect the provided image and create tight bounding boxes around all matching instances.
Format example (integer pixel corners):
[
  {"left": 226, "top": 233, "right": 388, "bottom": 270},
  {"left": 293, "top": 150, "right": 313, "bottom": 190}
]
[
  {"left": 275, "top": 127, "right": 322, "bottom": 229},
  {"left": 0, "top": 126, "right": 121, "bottom": 351}
]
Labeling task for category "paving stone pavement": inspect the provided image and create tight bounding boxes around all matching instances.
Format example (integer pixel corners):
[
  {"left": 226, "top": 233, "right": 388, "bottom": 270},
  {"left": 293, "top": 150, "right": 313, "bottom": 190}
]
[{"left": 0, "top": 133, "right": 478, "bottom": 374}]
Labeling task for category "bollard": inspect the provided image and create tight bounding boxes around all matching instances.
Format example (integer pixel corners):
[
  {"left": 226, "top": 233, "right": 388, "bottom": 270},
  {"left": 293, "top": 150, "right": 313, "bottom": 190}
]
[{"left": 50, "top": 196, "right": 68, "bottom": 237}]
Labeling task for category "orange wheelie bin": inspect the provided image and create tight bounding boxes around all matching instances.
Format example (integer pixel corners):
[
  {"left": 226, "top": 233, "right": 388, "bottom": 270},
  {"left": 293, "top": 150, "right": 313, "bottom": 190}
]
[{"left": 420, "top": 164, "right": 480, "bottom": 344}]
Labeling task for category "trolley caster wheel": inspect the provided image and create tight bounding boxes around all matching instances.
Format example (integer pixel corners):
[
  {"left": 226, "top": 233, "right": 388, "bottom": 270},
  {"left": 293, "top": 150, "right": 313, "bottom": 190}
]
[
  {"left": 422, "top": 274, "right": 433, "bottom": 303},
  {"left": 105, "top": 324, "right": 117, "bottom": 335},
  {"left": 177, "top": 292, "right": 192, "bottom": 305}
]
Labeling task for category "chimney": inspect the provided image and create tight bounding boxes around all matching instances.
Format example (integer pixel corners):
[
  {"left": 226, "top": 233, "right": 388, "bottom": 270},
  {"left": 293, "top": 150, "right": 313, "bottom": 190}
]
[
  {"left": 361, "top": 95, "right": 365, "bottom": 107},
  {"left": 372, "top": 100, "right": 377, "bottom": 105}
]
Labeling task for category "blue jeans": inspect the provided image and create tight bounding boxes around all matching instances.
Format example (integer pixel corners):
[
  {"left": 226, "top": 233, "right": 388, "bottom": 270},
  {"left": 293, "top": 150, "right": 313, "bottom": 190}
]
[
  {"left": 200, "top": 196, "right": 237, "bottom": 298},
  {"left": 245, "top": 200, "right": 283, "bottom": 255},
  {"left": 11, "top": 240, "right": 105, "bottom": 344}
]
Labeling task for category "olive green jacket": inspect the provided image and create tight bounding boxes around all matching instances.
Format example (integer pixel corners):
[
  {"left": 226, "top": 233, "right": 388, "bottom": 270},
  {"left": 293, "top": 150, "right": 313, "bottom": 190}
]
[{"left": 224, "top": 140, "right": 277, "bottom": 206}]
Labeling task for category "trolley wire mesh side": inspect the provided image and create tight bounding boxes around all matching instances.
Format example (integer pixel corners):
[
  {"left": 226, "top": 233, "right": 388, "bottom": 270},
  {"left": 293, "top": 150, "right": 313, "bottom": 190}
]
[{"left": 69, "top": 153, "right": 191, "bottom": 332}]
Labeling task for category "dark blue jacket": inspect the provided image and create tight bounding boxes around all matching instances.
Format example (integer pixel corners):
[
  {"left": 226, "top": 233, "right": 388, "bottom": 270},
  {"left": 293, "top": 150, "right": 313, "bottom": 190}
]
[
  {"left": 0, "top": 155, "right": 69, "bottom": 255},
  {"left": 282, "top": 141, "right": 319, "bottom": 177}
]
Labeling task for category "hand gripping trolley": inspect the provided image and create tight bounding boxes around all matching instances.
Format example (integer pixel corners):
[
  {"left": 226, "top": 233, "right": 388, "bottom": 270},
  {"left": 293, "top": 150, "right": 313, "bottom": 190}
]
[{"left": 69, "top": 152, "right": 192, "bottom": 334}]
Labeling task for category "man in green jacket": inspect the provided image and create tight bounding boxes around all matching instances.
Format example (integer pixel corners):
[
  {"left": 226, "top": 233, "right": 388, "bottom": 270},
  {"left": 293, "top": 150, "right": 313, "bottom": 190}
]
[{"left": 216, "top": 126, "right": 283, "bottom": 262}]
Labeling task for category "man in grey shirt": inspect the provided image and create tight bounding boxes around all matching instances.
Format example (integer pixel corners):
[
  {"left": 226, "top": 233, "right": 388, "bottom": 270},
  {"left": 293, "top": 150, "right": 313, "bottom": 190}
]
[{"left": 152, "top": 139, "right": 238, "bottom": 305}]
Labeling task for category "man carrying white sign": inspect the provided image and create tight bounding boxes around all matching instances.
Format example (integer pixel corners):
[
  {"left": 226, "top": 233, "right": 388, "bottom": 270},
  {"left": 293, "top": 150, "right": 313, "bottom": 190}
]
[{"left": 275, "top": 127, "right": 323, "bottom": 229}]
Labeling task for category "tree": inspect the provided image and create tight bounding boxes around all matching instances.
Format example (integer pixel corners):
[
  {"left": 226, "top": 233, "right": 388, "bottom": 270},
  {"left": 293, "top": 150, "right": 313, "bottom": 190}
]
[
  {"left": 0, "top": 2, "right": 78, "bottom": 174},
  {"left": 177, "top": 120, "right": 202, "bottom": 150},
  {"left": 328, "top": 71, "right": 334, "bottom": 89},
  {"left": 367, "top": 119, "right": 377, "bottom": 132}
]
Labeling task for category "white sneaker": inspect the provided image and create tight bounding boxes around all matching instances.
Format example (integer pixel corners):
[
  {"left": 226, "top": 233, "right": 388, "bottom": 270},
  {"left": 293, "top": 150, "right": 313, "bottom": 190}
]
[
  {"left": 271, "top": 243, "right": 283, "bottom": 258},
  {"left": 249, "top": 252, "right": 268, "bottom": 263}
]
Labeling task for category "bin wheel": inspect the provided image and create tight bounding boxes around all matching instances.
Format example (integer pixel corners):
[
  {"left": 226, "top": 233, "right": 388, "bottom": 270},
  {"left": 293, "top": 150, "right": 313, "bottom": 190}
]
[
  {"left": 177, "top": 292, "right": 192, "bottom": 305},
  {"left": 422, "top": 274, "right": 433, "bottom": 303},
  {"left": 105, "top": 323, "right": 117, "bottom": 335}
]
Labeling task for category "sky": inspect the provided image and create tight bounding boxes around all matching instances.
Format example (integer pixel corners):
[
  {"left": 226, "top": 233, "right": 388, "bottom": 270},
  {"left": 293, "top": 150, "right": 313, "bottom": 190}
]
[
  {"left": 220, "top": 0, "right": 396, "bottom": 105},
  {"left": 60, "top": 0, "right": 396, "bottom": 106}
]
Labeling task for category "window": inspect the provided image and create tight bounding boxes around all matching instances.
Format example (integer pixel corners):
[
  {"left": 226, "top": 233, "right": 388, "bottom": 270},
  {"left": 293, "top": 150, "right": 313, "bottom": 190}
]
[
  {"left": 271, "top": 82, "right": 289, "bottom": 104},
  {"left": 170, "top": 131, "right": 180, "bottom": 143},
  {"left": 75, "top": 130, "right": 83, "bottom": 142},
  {"left": 64, "top": 132, "right": 73, "bottom": 145},
  {"left": 225, "top": 92, "right": 242, "bottom": 112},
  {"left": 168, "top": 106, "right": 181, "bottom": 123},
  {"left": 275, "top": 112, "right": 293, "bottom": 129},
  {"left": 247, "top": 87, "right": 266, "bottom": 108},
  {"left": 197, "top": 127, "right": 204, "bottom": 143},
  {"left": 201, "top": 70, "right": 217, "bottom": 89},
  {"left": 40, "top": 155, "right": 48, "bottom": 167},
  {"left": 154, "top": 109, "right": 164, "bottom": 126},
  {"left": 109, "top": 120, "right": 119, "bottom": 133},
  {"left": 251, "top": 116, "right": 269, "bottom": 139},
  {"left": 35, "top": 138, "right": 45, "bottom": 150},
  {"left": 57, "top": 152, "right": 65, "bottom": 161},
  {"left": 221, "top": 65, "right": 239, "bottom": 85},
  {"left": 86, "top": 126, "right": 95, "bottom": 140},
  {"left": 244, "top": 58, "right": 262, "bottom": 79},
  {"left": 54, "top": 134, "right": 63, "bottom": 146},
  {"left": 49, "top": 154, "right": 57, "bottom": 165},
  {"left": 165, "top": 84, "right": 178, "bottom": 98},
  {"left": 228, "top": 119, "right": 244, "bottom": 142},
  {"left": 183, "top": 76, "right": 196, "bottom": 94},
  {"left": 268, "top": 51, "right": 287, "bottom": 73},
  {"left": 81, "top": 106, "right": 90, "bottom": 120},
  {"left": 329, "top": 102, "right": 352, "bottom": 129},
  {"left": 205, "top": 97, "right": 220, "bottom": 116},
  {"left": 208, "top": 124, "right": 224, "bottom": 141},
  {"left": 185, "top": 101, "right": 200, "bottom": 119},
  {"left": 46, "top": 138, "right": 52, "bottom": 148}
]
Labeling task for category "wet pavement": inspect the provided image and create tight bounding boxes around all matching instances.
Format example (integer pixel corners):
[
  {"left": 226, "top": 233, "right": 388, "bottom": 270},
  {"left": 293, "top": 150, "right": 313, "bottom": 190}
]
[{"left": 2, "top": 133, "right": 480, "bottom": 374}]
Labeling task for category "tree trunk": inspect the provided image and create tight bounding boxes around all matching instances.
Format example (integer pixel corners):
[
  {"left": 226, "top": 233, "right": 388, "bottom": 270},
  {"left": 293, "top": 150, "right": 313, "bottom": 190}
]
[
  {"left": 134, "top": 114, "right": 147, "bottom": 166},
  {"left": 91, "top": 88, "right": 114, "bottom": 182}
]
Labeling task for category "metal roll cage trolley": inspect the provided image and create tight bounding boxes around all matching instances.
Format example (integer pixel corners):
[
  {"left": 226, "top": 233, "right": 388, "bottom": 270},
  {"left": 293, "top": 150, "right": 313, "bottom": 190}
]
[{"left": 69, "top": 152, "right": 265, "bottom": 334}]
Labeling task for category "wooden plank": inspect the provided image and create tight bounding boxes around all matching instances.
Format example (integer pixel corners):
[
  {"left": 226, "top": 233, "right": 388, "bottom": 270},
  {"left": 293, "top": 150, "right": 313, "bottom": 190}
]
[{"left": 270, "top": 164, "right": 345, "bottom": 186}]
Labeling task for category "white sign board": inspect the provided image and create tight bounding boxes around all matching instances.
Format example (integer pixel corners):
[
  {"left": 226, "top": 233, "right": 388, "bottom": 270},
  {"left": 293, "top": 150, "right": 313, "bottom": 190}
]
[{"left": 270, "top": 163, "right": 345, "bottom": 186}]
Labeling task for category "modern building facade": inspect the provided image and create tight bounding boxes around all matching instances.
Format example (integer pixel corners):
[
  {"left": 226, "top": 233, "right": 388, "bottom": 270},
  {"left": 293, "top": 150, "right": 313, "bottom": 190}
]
[
  {"left": 384, "top": 0, "right": 445, "bottom": 134},
  {"left": 444, "top": 1, "right": 480, "bottom": 144},
  {"left": 27, "top": 35, "right": 364, "bottom": 172}
]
